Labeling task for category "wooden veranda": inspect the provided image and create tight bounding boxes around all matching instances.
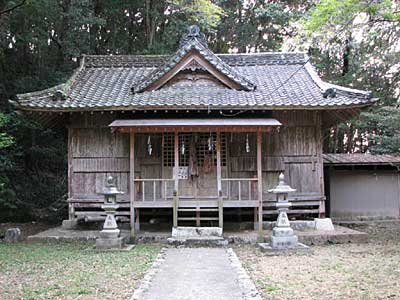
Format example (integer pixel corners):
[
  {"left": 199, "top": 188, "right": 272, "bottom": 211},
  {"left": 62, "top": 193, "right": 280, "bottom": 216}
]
[{"left": 110, "top": 118, "right": 281, "bottom": 237}]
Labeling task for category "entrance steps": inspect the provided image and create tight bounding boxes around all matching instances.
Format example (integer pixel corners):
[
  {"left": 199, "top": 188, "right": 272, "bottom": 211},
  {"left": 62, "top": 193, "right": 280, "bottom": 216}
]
[
  {"left": 167, "top": 226, "right": 228, "bottom": 247},
  {"left": 175, "top": 203, "right": 223, "bottom": 227}
]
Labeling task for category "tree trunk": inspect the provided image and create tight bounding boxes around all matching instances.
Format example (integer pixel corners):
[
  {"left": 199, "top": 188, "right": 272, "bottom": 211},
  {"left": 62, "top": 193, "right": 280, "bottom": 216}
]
[{"left": 342, "top": 36, "right": 352, "bottom": 76}]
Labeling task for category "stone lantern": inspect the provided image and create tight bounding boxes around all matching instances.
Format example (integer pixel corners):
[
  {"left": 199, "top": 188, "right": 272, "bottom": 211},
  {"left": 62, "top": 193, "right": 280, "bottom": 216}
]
[
  {"left": 96, "top": 176, "right": 125, "bottom": 250},
  {"left": 268, "top": 173, "right": 298, "bottom": 249},
  {"left": 258, "top": 173, "right": 309, "bottom": 253}
]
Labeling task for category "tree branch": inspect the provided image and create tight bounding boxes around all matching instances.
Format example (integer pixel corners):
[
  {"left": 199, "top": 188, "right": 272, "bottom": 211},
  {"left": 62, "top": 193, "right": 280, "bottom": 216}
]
[{"left": 0, "top": 0, "right": 27, "bottom": 17}]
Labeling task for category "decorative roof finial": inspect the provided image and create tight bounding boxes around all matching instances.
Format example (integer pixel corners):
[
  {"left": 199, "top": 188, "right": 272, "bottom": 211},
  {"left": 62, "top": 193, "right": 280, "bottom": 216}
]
[
  {"left": 106, "top": 175, "right": 115, "bottom": 188},
  {"left": 179, "top": 24, "right": 207, "bottom": 47},
  {"left": 188, "top": 25, "right": 200, "bottom": 36}
]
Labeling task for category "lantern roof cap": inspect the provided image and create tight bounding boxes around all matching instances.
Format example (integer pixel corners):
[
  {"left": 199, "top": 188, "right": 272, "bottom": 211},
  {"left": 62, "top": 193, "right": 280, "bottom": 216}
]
[
  {"left": 268, "top": 173, "right": 296, "bottom": 194},
  {"left": 102, "top": 176, "right": 124, "bottom": 196}
]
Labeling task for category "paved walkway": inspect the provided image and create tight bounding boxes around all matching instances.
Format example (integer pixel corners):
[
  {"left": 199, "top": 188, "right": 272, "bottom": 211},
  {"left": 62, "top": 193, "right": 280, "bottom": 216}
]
[{"left": 134, "top": 248, "right": 260, "bottom": 300}]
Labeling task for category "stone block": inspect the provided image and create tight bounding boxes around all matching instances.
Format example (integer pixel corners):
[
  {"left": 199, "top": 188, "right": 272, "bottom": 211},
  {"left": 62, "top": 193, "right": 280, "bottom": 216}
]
[
  {"left": 270, "top": 235, "right": 298, "bottom": 249},
  {"left": 171, "top": 227, "right": 223, "bottom": 238},
  {"left": 315, "top": 218, "right": 335, "bottom": 231},
  {"left": 62, "top": 219, "right": 78, "bottom": 230},
  {"left": 167, "top": 236, "right": 228, "bottom": 247},
  {"left": 4, "top": 228, "right": 22, "bottom": 243},
  {"left": 258, "top": 242, "right": 311, "bottom": 255},
  {"left": 263, "top": 220, "right": 316, "bottom": 231},
  {"left": 96, "top": 236, "right": 125, "bottom": 250},
  {"left": 100, "top": 228, "right": 120, "bottom": 239}
]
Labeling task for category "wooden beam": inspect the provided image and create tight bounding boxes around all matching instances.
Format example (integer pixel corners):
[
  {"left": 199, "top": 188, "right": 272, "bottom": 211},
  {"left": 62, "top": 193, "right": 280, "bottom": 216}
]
[
  {"left": 129, "top": 132, "right": 136, "bottom": 238},
  {"left": 257, "top": 131, "right": 263, "bottom": 236},
  {"left": 216, "top": 132, "right": 223, "bottom": 229}
]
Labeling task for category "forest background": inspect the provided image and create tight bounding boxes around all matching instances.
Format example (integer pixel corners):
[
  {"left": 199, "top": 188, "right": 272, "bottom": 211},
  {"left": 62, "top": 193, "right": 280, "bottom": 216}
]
[{"left": 0, "top": 0, "right": 399, "bottom": 221}]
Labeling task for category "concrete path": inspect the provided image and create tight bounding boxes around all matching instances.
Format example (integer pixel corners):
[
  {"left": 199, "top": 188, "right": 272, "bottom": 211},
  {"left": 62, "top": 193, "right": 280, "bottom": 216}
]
[{"left": 133, "top": 248, "right": 260, "bottom": 300}]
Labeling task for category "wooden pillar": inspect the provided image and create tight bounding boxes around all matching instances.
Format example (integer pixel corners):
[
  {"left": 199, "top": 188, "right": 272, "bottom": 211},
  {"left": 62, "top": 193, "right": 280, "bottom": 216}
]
[
  {"left": 257, "top": 131, "right": 263, "bottom": 236},
  {"left": 129, "top": 132, "right": 136, "bottom": 238},
  {"left": 67, "top": 127, "right": 74, "bottom": 220},
  {"left": 216, "top": 132, "right": 223, "bottom": 229},
  {"left": 173, "top": 131, "right": 179, "bottom": 228}
]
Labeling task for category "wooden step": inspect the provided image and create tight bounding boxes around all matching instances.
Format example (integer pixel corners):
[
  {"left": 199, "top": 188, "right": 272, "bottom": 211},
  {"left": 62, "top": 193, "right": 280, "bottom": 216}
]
[
  {"left": 178, "top": 217, "right": 219, "bottom": 221},
  {"left": 178, "top": 208, "right": 219, "bottom": 212}
]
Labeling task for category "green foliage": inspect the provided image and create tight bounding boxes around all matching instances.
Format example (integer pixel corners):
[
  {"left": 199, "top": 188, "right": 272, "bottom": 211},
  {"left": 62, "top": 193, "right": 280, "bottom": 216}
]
[
  {"left": 0, "top": 113, "right": 67, "bottom": 222},
  {"left": 301, "top": 0, "right": 400, "bottom": 154},
  {"left": 360, "top": 106, "right": 400, "bottom": 154},
  {"left": 172, "top": 0, "right": 224, "bottom": 28},
  {"left": 305, "top": 0, "right": 399, "bottom": 33},
  {"left": 212, "top": 0, "right": 304, "bottom": 53},
  {"left": 0, "top": 113, "right": 13, "bottom": 149}
]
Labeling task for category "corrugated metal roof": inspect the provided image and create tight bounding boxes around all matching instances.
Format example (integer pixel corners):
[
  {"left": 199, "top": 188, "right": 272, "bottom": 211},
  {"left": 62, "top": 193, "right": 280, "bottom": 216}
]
[{"left": 323, "top": 153, "right": 400, "bottom": 166}]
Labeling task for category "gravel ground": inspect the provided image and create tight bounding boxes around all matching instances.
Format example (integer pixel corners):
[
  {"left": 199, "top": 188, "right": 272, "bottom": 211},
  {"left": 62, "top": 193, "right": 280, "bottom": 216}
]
[{"left": 235, "top": 222, "right": 400, "bottom": 300}]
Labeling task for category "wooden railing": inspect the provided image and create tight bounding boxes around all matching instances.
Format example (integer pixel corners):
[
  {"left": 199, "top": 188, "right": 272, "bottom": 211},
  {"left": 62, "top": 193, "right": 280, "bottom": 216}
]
[
  {"left": 133, "top": 178, "right": 174, "bottom": 201},
  {"left": 221, "top": 178, "right": 258, "bottom": 201}
]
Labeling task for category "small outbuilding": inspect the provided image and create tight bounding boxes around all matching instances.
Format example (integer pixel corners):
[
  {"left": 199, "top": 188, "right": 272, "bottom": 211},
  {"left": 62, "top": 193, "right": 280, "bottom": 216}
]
[{"left": 324, "top": 153, "right": 400, "bottom": 220}]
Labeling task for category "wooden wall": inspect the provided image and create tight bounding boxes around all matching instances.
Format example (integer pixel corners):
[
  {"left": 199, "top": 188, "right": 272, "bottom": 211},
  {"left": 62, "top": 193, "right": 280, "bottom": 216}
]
[
  {"left": 68, "top": 111, "right": 324, "bottom": 206},
  {"left": 69, "top": 114, "right": 130, "bottom": 202},
  {"left": 228, "top": 111, "right": 324, "bottom": 200}
]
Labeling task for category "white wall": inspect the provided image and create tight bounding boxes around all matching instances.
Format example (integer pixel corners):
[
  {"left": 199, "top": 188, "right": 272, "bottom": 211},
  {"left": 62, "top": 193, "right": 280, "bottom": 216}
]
[{"left": 329, "top": 170, "right": 400, "bottom": 220}]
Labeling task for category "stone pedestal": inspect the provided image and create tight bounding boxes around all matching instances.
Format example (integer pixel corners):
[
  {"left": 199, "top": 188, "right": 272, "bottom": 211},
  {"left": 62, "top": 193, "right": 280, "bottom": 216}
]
[
  {"left": 62, "top": 219, "right": 78, "bottom": 230},
  {"left": 96, "top": 204, "right": 125, "bottom": 250},
  {"left": 271, "top": 227, "right": 298, "bottom": 249},
  {"left": 269, "top": 204, "right": 299, "bottom": 249},
  {"left": 4, "top": 228, "right": 22, "bottom": 243},
  {"left": 96, "top": 236, "right": 125, "bottom": 249}
]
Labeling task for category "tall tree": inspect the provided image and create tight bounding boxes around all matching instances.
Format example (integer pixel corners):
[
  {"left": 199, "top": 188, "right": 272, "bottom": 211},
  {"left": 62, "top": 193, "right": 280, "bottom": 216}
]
[{"left": 299, "top": 0, "right": 400, "bottom": 154}]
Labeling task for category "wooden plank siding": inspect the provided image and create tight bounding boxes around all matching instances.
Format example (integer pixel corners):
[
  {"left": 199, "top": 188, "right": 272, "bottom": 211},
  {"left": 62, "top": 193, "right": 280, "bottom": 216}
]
[{"left": 67, "top": 111, "right": 325, "bottom": 221}]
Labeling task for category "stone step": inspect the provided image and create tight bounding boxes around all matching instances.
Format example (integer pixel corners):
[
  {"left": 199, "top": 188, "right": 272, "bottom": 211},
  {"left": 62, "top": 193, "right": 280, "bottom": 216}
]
[
  {"left": 167, "top": 236, "right": 228, "bottom": 247},
  {"left": 171, "top": 226, "right": 223, "bottom": 238}
]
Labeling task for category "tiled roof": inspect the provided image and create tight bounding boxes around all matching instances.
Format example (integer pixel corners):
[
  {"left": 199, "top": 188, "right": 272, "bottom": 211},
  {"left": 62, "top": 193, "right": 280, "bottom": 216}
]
[
  {"left": 323, "top": 153, "right": 400, "bottom": 165},
  {"left": 11, "top": 27, "right": 377, "bottom": 112},
  {"left": 132, "top": 25, "right": 256, "bottom": 92}
]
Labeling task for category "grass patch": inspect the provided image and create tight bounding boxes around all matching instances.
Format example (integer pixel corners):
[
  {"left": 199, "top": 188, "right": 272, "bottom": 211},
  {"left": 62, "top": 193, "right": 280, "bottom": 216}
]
[{"left": 0, "top": 242, "right": 162, "bottom": 300}]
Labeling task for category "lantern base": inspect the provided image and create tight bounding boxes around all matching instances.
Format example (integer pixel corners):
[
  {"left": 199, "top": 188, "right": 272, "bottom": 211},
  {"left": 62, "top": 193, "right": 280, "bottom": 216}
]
[
  {"left": 271, "top": 234, "right": 299, "bottom": 249},
  {"left": 96, "top": 236, "right": 125, "bottom": 250},
  {"left": 100, "top": 228, "right": 120, "bottom": 239},
  {"left": 258, "top": 242, "right": 310, "bottom": 255}
]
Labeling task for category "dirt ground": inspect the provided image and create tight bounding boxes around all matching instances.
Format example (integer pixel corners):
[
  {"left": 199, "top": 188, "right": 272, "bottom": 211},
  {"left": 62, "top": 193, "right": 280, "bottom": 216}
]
[
  {"left": 235, "top": 221, "right": 400, "bottom": 300},
  {"left": 0, "top": 222, "right": 52, "bottom": 240}
]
